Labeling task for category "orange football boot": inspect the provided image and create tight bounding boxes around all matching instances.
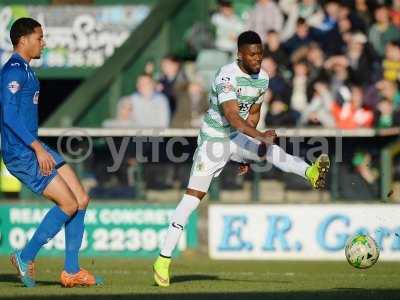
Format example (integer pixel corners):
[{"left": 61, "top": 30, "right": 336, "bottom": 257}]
[{"left": 60, "top": 268, "right": 103, "bottom": 287}]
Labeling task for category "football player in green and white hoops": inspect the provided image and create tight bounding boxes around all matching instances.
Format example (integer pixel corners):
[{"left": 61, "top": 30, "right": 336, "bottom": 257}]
[{"left": 153, "top": 31, "right": 329, "bottom": 287}]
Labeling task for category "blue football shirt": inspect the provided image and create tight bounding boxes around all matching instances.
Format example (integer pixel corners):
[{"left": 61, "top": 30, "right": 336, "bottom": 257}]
[{"left": 0, "top": 52, "right": 39, "bottom": 162}]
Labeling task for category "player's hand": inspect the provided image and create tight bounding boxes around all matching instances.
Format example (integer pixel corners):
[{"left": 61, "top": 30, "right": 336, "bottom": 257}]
[
  {"left": 261, "top": 129, "right": 277, "bottom": 144},
  {"left": 32, "top": 142, "right": 56, "bottom": 176},
  {"left": 238, "top": 163, "right": 250, "bottom": 176}
]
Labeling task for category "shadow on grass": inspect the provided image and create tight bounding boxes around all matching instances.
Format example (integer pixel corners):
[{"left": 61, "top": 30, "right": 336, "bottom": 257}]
[
  {"left": 4, "top": 290, "right": 400, "bottom": 300},
  {"left": 0, "top": 273, "right": 59, "bottom": 286},
  {"left": 172, "top": 274, "right": 290, "bottom": 284}
]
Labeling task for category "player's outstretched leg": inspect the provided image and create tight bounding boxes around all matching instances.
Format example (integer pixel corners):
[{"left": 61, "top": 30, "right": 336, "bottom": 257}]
[
  {"left": 264, "top": 144, "right": 330, "bottom": 190},
  {"left": 58, "top": 165, "right": 103, "bottom": 287},
  {"left": 305, "top": 153, "right": 330, "bottom": 190}
]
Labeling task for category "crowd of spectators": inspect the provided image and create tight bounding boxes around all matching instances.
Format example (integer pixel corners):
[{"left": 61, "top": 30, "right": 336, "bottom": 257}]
[{"left": 105, "top": 0, "right": 400, "bottom": 130}]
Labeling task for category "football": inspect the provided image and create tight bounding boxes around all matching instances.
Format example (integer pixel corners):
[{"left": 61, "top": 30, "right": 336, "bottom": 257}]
[{"left": 345, "top": 234, "right": 380, "bottom": 269}]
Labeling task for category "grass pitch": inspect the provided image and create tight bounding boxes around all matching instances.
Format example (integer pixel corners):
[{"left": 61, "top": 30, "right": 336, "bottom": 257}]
[{"left": 0, "top": 255, "right": 399, "bottom": 300}]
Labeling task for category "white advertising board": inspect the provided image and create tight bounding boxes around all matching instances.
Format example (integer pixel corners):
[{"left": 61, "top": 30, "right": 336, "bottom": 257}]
[{"left": 209, "top": 204, "right": 400, "bottom": 260}]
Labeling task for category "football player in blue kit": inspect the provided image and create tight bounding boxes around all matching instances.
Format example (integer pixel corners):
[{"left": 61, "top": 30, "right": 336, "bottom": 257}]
[{"left": 0, "top": 18, "right": 101, "bottom": 288}]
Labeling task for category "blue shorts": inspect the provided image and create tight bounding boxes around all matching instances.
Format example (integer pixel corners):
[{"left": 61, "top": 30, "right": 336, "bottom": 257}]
[{"left": 4, "top": 144, "right": 65, "bottom": 195}]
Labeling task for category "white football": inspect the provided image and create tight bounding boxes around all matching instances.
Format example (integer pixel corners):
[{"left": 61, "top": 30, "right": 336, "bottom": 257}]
[{"left": 345, "top": 234, "right": 380, "bottom": 269}]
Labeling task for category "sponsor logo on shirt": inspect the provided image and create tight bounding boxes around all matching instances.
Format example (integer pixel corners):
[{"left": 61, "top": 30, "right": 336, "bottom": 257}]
[
  {"left": 221, "top": 76, "right": 233, "bottom": 93},
  {"left": 10, "top": 62, "right": 20, "bottom": 67},
  {"left": 7, "top": 81, "right": 20, "bottom": 94},
  {"left": 33, "top": 91, "right": 39, "bottom": 104}
]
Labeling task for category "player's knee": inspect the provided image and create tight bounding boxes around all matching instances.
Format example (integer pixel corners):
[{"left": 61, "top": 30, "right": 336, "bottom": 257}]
[
  {"left": 186, "top": 188, "right": 206, "bottom": 200},
  {"left": 78, "top": 193, "right": 90, "bottom": 209},
  {"left": 63, "top": 200, "right": 79, "bottom": 216}
]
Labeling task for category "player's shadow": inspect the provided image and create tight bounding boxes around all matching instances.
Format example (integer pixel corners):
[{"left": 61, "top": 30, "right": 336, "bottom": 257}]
[
  {"left": 0, "top": 273, "right": 18, "bottom": 283},
  {"left": 171, "top": 274, "right": 290, "bottom": 284},
  {"left": 0, "top": 273, "right": 59, "bottom": 286},
  {"left": 171, "top": 274, "right": 218, "bottom": 283}
]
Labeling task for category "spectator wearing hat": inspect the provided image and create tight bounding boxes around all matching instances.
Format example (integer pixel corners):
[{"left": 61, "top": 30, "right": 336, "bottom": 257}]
[{"left": 346, "top": 32, "right": 377, "bottom": 85}]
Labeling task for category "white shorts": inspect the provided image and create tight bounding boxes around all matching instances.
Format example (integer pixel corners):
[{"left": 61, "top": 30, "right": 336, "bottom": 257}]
[{"left": 187, "top": 132, "right": 265, "bottom": 192}]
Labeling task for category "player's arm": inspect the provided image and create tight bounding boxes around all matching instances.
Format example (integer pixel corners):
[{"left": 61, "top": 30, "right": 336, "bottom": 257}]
[
  {"left": 246, "top": 103, "right": 261, "bottom": 128},
  {"left": 221, "top": 100, "right": 264, "bottom": 139},
  {"left": 2, "top": 67, "right": 55, "bottom": 175}
]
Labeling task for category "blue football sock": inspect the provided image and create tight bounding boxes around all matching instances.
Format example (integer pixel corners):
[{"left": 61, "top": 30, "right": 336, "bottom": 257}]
[
  {"left": 64, "top": 209, "right": 86, "bottom": 274},
  {"left": 20, "top": 205, "right": 70, "bottom": 263}
]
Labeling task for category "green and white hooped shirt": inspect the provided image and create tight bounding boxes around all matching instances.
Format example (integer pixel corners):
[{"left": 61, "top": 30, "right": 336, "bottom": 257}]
[{"left": 199, "top": 61, "right": 269, "bottom": 143}]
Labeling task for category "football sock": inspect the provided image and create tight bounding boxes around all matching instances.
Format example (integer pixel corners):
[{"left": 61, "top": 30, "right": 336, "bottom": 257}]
[
  {"left": 64, "top": 209, "right": 86, "bottom": 274},
  {"left": 160, "top": 194, "right": 200, "bottom": 257},
  {"left": 266, "top": 144, "right": 309, "bottom": 178},
  {"left": 20, "top": 205, "right": 70, "bottom": 263}
]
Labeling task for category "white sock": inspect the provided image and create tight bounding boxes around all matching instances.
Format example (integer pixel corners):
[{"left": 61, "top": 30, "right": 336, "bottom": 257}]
[
  {"left": 160, "top": 194, "right": 200, "bottom": 257},
  {"left": 266, "top": 144, "right": 309, "bottom": 178}
]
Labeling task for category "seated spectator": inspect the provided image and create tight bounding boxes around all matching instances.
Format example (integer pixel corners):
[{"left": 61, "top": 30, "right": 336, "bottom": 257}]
[
  {"left": 341, "top": 151, "right": 379, "bottom": 200},
  {"left": 319, "top": 0, "right": 340, "bottom": 32},
  {"left": 383, "top": 41, "right": 400, "bottom": 82},
  {"left": 324, "top": 55, "right": 351, "bottom": 98},
  {"left": 171, "top": 76, "right": 208, "bottom": 128},
  {"left": 263, "top": 30, "right": 289, "bottom": 71},
  {"left": 365, "top": 79, "right": 400, "bottom": 109},
  {"left": 354, "top": 0, "right": 373, "bottom": 30},
  {"left": 368, "top": 4, "right": 400, "bottom": 57},
  {"left": 338, "top": 2, "right": 368, "bottom": 33},
  {"left": 261, "top": 56, "right": 289, "bottom": 96},
  {"left": 345, "top": 32, "right": 377, "bottom": 85},
  {"left": 157, "top": 55, "right": 187, "bottom": 116},
  {"left": 265, "top": 93, "right": 300, "bottom": 127},
  {"left": 300, "top": 81, "right": 336, "bottom": 127},
  {"left": 306, "top": 42, "right": 329, "bottom": 83},
  {"left": 131, "top": 74, "right": 170, "bottom": 128},
  {"left": 211, "top": 0, "right": 244, "bottom": 55},
  {"left": 290, "top": 59, "right": 311, "bottom": 115},
  {"left": 323, "top": 10, "right": 352, "bottom": 56},
  {"left": 283, "top": 18, "right": 321, "bottom": 56},
  {"left": 298, "top": 0, "right": 324, "bottom": 28},
  {"left": 331, "top": 85, "right": 374, "bottom": 129},
  {"left": 246, "top": 0, "right": 283, "bottom": 41},
  {"left": 102, "top": 98, "right": 136, "bottom": 128},
  {"left": 279, "top": 0, "right": 324, "bottom": 42},
  {"left": 374, "top": 98, "right": 400, "bottom": 128}
]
